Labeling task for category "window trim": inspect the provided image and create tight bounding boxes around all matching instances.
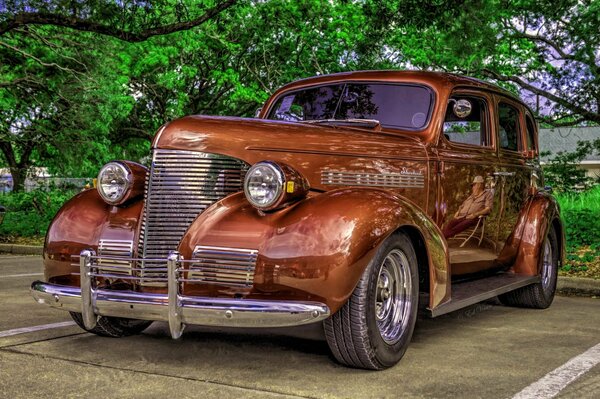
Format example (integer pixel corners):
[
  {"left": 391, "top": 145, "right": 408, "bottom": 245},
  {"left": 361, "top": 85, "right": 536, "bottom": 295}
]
[
  {"left": 440, "top": 91, "right": 494, "bottom": 151},
  {"left": 264, "top": 81, "right": 436, "bottom": 132},
  {"left": 524, "top": 112, "right": 539, "bottom": 157},
  {"left": 496, "top": 99, "right": 523, "bottom": 154}
]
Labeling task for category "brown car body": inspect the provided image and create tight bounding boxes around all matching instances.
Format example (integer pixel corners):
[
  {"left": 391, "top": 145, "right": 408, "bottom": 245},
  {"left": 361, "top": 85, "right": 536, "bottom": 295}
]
[{"left": 34, "top": 70, "right": 564, "bottom": 368}]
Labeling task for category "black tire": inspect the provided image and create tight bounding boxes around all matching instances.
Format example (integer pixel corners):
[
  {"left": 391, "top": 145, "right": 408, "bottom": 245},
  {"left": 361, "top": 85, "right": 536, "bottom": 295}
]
[
  {"left": 70, "top": 312, "right": 153, "bottom": 338},
  {"left": 324, "top": 232, "right": 419, "bottom": 370},
  {"left": 499, "top": 227, "right": 559, "bottom": 309}
]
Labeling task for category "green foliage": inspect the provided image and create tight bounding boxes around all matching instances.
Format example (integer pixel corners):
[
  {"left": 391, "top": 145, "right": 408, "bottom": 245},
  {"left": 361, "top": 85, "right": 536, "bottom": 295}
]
[
  {"left": 541, "top": 138, "right": 600, "bottom": 193},
  {"left": 0, "top": 188, "right": 77, "bottom": 238},
  {"left": 555, "top": 186, "right": 600, "bottom": 272},
  {"left": 1, "top": 0, "right": 599, "bottom": 196},
  {"left": 362, "top": 0, "right": 600, "bottom": 126}
]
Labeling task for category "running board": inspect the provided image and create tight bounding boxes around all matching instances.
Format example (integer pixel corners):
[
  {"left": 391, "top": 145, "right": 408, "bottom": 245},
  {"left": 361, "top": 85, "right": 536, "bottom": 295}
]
[{"left": 429, "top": 273, "right": 540, "bottom": 317}]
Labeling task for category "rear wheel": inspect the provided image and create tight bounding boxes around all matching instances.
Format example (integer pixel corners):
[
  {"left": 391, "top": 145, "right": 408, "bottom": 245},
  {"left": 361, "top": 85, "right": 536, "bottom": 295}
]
[
  {"left": 324, "top": 232, "right": 419, "bottom": 370},
  {"left": 70, "top": 312, "right": 153, "bottom": 338},
  {"left": 499, "top": 227, "right": 559, "bottom": 309}
]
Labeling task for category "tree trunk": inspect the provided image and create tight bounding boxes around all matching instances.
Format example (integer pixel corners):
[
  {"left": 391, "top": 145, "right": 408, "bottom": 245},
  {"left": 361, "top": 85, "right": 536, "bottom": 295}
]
[{"left": 9, "top": 167, "right": 26, "bottom": 192}]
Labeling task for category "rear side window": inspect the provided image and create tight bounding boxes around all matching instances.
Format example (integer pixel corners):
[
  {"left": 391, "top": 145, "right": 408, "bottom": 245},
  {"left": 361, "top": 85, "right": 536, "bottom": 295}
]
[
  {"left": 498, "top": 103, "right": 520, "bottom": 151},
  {"left": 525, "top": 114, "right": 537, "bottom": 152}
]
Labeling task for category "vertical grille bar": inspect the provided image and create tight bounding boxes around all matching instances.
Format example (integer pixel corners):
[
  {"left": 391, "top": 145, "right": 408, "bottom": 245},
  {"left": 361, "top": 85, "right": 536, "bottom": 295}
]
[{"left": 139, "top": 149, "right": 248, "bottom": 284}]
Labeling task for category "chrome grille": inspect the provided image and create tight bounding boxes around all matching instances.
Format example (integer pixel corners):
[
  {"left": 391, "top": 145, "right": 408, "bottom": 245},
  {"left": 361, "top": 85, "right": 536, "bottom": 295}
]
[
  {"left": 98, "top": 240, "right": 133, "bottom": 275},
  {"left": 186, "top": 246, "right": 258, "bottom": 287},
  {"left": 139, "top": 149, "right": 248, "bottom": 283}
]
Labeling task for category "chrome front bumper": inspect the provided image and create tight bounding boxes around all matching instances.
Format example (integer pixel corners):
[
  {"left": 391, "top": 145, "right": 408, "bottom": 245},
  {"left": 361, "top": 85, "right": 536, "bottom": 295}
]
[{"left": 31, "top": 250, "right": 330, "bottom": 339}]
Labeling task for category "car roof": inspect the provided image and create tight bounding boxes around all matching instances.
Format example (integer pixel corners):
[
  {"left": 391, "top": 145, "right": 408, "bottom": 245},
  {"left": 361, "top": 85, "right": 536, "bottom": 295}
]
[{"left": 273, "top": 70, "right": 527, "bottom": 109}]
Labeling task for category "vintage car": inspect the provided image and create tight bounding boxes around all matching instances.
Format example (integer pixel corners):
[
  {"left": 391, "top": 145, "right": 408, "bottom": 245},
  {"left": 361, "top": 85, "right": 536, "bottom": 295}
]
[{"left": 31, "top": 71, "right": 563, "bottom": 370}]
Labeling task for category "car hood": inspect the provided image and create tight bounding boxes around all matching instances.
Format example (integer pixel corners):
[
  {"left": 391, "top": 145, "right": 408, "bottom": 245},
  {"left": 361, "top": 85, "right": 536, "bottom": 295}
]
[
  {"left": 153, "top": 115, "right": 431, "bottom": 196},
  {"left": 155, "top": 115, "right": 427, "bottom": 160}
]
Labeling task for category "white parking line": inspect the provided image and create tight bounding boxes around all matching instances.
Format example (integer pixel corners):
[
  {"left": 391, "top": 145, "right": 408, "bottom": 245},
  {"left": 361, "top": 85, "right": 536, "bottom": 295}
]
[
  {"left": 0, "top": 273, "right": 43, "bottom": 278},
  {"left": 512, "top": 342, "right": 600, "bottom": 399},
  {"left": 0, "top": 321, "right": 76, "bottom": 338}
]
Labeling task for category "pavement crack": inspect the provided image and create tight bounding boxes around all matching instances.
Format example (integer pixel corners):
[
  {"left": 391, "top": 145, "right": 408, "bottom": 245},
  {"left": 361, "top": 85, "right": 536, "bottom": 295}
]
[
  {"left": 1, "top": 348, "right": 318, "bottom": 399},
  {"left": 0, "top": 332, "right": 86, "bottom": 349}
]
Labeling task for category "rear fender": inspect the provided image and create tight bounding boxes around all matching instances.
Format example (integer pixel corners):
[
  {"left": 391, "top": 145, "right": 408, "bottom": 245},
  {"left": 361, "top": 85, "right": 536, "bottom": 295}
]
[
  {"left": 500, "top": 192, "right": 563, "bottom": 275},
  {"left": 179, "top": 188, "right": 450, "bottom": 313}
]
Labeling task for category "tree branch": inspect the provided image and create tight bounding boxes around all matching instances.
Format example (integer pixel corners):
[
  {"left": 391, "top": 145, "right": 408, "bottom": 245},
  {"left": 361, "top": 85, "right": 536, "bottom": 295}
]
[
  {"left": 481, "top": 69, "right": 600, "bottom": 124},
  {"left": 0, "top": 39, "right": 85, "bottom": 75},
  {"left": 0, "top": 1, "right": 237, "bottom": 42},
  {"left": 539, "top": 115, "right": 586, "bottom": 127}
]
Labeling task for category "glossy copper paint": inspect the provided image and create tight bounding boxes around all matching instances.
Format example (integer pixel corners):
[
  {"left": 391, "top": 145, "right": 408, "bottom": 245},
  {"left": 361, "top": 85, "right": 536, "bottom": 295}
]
[
  {"left": 503, "top": 192, "right": 563, "bottom": 275},
  {"left": 44, "top": 165, "right": 146, "bottom": 284},
  {"left": 42, "top": 71, "right": 562, "bottom": 314},
  {"left": 179, "top": 189, "right": 448, "bottom": 313}
]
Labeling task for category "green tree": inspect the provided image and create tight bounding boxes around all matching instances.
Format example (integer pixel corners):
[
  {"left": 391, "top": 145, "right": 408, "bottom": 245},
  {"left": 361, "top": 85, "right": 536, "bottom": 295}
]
[
  {"left": 361, "top": 0, "right": 600, "bottom": 126},
  {"left": 542, "top": 138, "right": 600, "bottom": 192},
  {"left": 0, "top": 0, "right": 237, "bottom": 191}
]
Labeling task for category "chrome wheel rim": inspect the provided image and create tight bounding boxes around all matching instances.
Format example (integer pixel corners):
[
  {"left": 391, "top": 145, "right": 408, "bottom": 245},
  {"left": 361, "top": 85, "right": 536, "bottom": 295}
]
[
  {"left": 541, "top": 237, "right": 554, "bottom": 291},
  {"left": 375, "top": 249, "right": 413, "bottom": 345}
]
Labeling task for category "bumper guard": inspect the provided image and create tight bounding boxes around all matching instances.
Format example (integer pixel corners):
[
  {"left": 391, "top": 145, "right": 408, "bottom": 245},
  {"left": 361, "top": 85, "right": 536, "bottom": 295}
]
[{"left": 31, "top": 250, "right": 330, "bottom": 338}]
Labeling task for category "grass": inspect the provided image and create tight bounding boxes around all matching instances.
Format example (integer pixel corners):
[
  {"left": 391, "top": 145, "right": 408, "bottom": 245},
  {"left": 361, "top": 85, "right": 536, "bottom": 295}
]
[
  {"left": 555, "top": 186, "right": 600, "bottom": 279},
  {"left": 555, "top": 185, "right": 600, "bottom": 213}
]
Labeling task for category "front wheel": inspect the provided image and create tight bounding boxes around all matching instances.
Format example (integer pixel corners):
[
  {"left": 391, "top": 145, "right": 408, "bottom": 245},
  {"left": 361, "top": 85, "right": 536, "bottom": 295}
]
[
  {"left": 70, "top": 312, "right": 153, "bottom": 338},
  {"left": 499, "top": 227, "right": 559, "bottom": 309},
  {"left": 324, "top": 232, "right": 419, "bottom": 370}
]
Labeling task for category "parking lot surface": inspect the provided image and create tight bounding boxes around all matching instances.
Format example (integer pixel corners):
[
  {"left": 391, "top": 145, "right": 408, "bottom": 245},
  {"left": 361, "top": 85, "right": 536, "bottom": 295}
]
[{"left": 1, "top": 255, "right": 599, "bottom": 398}]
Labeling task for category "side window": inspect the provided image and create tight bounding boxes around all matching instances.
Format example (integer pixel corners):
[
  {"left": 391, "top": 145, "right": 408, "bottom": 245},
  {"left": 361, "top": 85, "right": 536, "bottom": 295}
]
[
  {"left": 498, "top": 102, "right": 520, "bottom": 151},
  {"left": 443, "top": 96, "right": 489, "bottom": 147},
  {"left": 525, "top": 114, "right": 537, "bottom": 152}
]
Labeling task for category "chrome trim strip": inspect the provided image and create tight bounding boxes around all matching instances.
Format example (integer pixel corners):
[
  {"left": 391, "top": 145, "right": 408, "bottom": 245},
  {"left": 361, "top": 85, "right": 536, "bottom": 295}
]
[
  {"left": 189, "top": 245, "right": 258, "bottom": 287},
  {"left": 321, "top": 169, "right": 425, "bottom": 188},
  {"left": 30, "top": 282, "right": 330, "bottom": 331},
  {"left": 98, "top": 239, "right": 133, "bottom": 275}
]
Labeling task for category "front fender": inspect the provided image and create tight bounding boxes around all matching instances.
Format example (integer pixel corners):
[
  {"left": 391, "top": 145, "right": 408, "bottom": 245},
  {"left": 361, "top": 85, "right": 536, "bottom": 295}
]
[
  {"left": 44, "top": 190, "right": 143, "bottom": 284},
  {"left": 179, "top": 188, "right": 449, "bottom": 313}
]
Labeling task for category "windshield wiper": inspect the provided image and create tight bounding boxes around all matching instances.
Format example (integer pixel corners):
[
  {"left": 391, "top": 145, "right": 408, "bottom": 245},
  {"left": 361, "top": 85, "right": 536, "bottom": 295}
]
[{"left": 301, "top": 118, "right": 381, "bottom": 129}]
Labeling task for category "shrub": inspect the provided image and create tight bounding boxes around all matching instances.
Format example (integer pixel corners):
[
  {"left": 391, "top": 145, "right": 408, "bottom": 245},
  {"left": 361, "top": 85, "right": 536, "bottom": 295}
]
[
  {"left": 0, "top": 189, "right": 78, "bottom": 239},
  {"left": 541, "top": 138, "right": 600, "bottom": 193},
  {"left": 555, "top": 186, "right": 600, "bottom": 272}
]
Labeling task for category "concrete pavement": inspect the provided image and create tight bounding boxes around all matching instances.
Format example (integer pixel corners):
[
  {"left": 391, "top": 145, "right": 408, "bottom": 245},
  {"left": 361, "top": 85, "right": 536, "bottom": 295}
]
[{"left": 1, "top": 255, "right": 599, "bottom": 398}]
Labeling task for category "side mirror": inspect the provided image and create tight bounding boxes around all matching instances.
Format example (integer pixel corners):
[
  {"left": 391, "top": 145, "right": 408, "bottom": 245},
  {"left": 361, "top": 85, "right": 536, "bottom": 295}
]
[
  {"left": 452, "top": 99, "right": 472, "bottom": 118},
  {"left": 254, "top": 107, "right": 262, "bottom": 118}
]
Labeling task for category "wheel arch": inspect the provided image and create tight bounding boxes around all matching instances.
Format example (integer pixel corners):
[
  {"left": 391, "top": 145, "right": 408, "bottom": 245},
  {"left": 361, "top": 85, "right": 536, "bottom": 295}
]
[
  {"left": 394, "top": 225, "right": 430, "bottom": 295},
  {"left": 511, "top": 192, "right": 562, "bottom": 276}
]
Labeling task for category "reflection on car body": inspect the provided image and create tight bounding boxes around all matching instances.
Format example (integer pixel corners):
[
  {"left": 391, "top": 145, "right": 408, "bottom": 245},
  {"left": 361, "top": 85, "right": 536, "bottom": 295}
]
[{"left": 31, "top": 71, "right": 563, "bottom": 370}]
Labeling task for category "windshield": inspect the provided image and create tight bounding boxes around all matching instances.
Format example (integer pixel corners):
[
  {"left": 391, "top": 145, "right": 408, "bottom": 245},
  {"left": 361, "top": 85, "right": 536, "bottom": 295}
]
[{"left": 267, "top": 83, "right": 433, "bottom": 130}]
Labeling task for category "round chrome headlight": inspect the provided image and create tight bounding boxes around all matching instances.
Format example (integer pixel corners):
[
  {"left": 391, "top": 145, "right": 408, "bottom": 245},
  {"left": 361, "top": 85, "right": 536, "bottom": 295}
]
[
  {"left": 244, "top": 162, "right": 284, "bottom": 209},
  {"left": 97, "top": 162, "right": 132, "bottom": 205}
]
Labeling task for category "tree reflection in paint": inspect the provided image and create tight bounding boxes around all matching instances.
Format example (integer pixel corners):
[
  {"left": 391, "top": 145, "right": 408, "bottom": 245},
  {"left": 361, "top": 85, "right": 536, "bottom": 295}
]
[{"left": 268, "top": 83, "right": 432, "bottom": 130}]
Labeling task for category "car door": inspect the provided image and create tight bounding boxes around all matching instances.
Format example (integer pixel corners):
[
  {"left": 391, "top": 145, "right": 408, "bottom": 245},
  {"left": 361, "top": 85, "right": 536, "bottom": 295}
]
[
  {"left": 493, "top": 96, "right": 532, "bottom": 267},
  {"left": 436, "top": 90, "right": 502, "bottom": 275}
]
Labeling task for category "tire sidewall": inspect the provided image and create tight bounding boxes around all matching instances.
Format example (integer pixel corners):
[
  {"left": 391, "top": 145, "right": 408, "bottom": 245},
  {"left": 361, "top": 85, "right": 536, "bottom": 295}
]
[
  {"left": 364, "top": 232, "right": 419, "bottom": 368},
  {"left": 539, "top": 227, "right": 559, "bottom": 304}
]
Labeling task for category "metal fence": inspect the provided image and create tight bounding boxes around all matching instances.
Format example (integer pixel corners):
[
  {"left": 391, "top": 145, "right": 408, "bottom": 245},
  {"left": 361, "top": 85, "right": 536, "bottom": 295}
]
[{"left": 0, "top": 177, "right": 91, "bottom": 193}]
